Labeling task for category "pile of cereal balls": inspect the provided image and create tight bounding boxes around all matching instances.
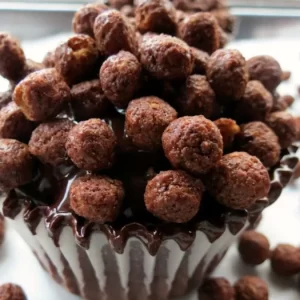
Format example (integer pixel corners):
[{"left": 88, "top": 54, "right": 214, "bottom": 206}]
[{"left": 0, "top": 0, "right": 297, "bottom": 225}]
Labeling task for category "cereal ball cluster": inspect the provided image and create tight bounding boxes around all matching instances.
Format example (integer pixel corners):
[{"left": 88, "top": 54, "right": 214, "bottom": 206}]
[{"left": 0, "top": 0, "right": 295, "bottom": 227}]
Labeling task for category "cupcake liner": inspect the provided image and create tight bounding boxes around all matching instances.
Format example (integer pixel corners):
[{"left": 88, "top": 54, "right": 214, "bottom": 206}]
[{"left": 1, "top": 145, "right": 299, "bottom": 300}]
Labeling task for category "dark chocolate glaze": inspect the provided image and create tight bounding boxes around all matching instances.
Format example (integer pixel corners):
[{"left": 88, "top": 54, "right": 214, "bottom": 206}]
[{"left": 2, "top": 112, "right": 299, "bottom": 255}]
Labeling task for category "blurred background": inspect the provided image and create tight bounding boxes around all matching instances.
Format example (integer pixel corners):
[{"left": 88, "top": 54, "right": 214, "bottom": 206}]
[{"left": 1, "top": 0, "right": 300, "bottom": 40}]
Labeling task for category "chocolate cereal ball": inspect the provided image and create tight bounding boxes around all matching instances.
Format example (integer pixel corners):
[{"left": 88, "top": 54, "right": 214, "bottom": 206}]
[
  {"left": 70, "top": 175, "right": 124, "bottom": 223},
  {"left": 236, "top": 122, "right": 280, "bottom": 168},
  {"left": 135, "top": 0, "right": 177, "bottom": 34},
  {"left": 214, "top": 118, "right": 240, "bottom": 150},
  {"left": 144, "top": 170, "right": 203, "bottom": 223},
  {"left": 0, "top": 102, "right": 33, "bottom": 142},
  {"left": 125, "top": 96, "right": 177, "bottom": 150},
  {"left": 238, "top": 231, "right": 270, "bottom": 265},
  {"left": 190, "top": 47, "right": 209, "bottom": 74},
  {"left": 0, "top": 283, "right": 26, "bottom": 300},
  {"left": 234, "top": 276, "right": 268, "bottom": 300},
  {"left": 0, "top": 33, "right": 25, "bottom": 81},
  {"left": 72, "top": 3, "right": 109, "bottom": 37},
  {"left": 207, "top": 152, "right": 270, "bottom": 209},
  {"left": 66, "top": 119, "right": 117, "bottom": 170},
  {"left": 70, "top": 80, "right": 110, "bottom": 121},
  {"left": 177, "top": 75, "right": 218, "bottom": 118},
  {"left": 247, "top": 55, "right": 282, "bottom": 92},
  {"left": 93, "top": 10, "right": 137, "bottom": 56},
  {"left": 162, "top": 116, "right": 223, "bottom": 175},
  {"left": 271, "top": 244, "right": 300, "bottom": 276},
  {"left": 0, "top": 139, "right": 34, "bottom": 191},
  {"left": 198, "top": 278, "right": 235, "bottom": 300},
  {"left": 140, "top": 34, "right": 193, "bottom": 80},
  {"left": 100, "top": 51, "right": 142, "bottom": 108},
  {"left": 265, "top": 111, "right": 297, "bottom": 148},
  {"left": 178, "top": 12, "right": 220, "bottom": 54},
  {"left": 54, "top": 34, "right": 99, "bottom": 85},
  {"left": 29, "top": 119, "right": 74, "bottom": 166},
  {"left": 234, "top": 81, "right": 273, "bottom": 123},
  {"left": 207, "top": 49, "right": 248, "bottom": 101},
  {"left": 13, "top": 68, "right": 70, "bottom": 122}
]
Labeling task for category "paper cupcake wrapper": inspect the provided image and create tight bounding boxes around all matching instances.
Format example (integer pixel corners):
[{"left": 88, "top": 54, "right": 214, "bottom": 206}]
[{"left": 1, "top": 144, "right": 299, "bottom": 300}]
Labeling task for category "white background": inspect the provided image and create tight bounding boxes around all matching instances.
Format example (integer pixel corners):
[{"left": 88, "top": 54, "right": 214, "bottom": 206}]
[{"left": 0, "top": 37, "right": 300, "bottom": 300}]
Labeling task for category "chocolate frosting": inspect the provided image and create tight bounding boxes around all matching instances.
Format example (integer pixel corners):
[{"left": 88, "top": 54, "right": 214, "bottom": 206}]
[{"left": 2, "top": 114, "right": 299, "bottom": 255}]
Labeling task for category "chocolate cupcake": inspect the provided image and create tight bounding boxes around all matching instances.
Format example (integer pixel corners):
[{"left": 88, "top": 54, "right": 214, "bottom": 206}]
[{"left": 0, "top": 3, "right": 298, "bottom": 300}]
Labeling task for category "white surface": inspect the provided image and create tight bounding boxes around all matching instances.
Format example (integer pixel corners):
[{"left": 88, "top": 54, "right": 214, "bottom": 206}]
[{"left": 1, "top": 36, "right": 300, "bottom": 299}]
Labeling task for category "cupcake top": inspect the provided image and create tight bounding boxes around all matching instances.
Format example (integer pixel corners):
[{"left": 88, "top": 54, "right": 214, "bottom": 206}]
[{"left": 0, "top": 0, "right": 297, "bottom": 227}]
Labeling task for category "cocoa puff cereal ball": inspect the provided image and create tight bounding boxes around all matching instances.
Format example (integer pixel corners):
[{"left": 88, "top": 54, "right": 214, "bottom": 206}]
[
  {"left": 265, "top": 111, "right": 297, "bottom": 148},
  {"left": 177, "top": 75, "right": 217, "bottom": 118},
  {"left": 0, "top": 139, "right": 34, "bottom": 191},
  {"left": 43, "top": 51, "right": 55, "bottom": 68},
  {"left": 0, "top": 102, "right": 34, "bottom": 142},
  {"left": 13, "top": 68, "right": 70, "bottom": 122},
  {"left": 247, "top": 55, "right": 282, "bottom": 92},
  {"left": 238, "top": 231, "right": 270, "bottom": 265},
  {"left": 70, "top": 80, "right": 110, "bottom": 121},
  {"left": 233, "top": 81, "right": 273, "bottom": 122},
  {"left": 207, "top": 152, "right": 270, "bottom": 210},
  {"left": 93, "top": 10, "right": 137, "bottom": 56},
  {"left": 125, "top": 96, "right": 177, "bottom": 150},
  {"left": 271, "top": 244, "right": 300, "bottom": 276},
  {"left": 162, "top": 116, "right": 223, "bottom": 175},
  {"left": 0, "top": 33, "right": 25, "bottom": 81},
  {"left": 190, "top": 47, "right": 208, "bottom": 74},
  {"left": 198, "top": 278, "right": 235, "bottom": 300},
  {"left": 135, "top": 0, "right": 177, "bottom": 34},
  {"left": 144, "top": 170, "right": 203, "bottom": 223},
  {"left": 214, "top": 118, "right": 240, "bottom": 150},
  {"left": 70, "top": 175, "right": 124, "bottom": 223},
  {"left": 0, "top": 283, "right": 26, "bottom": 300},
  {"left": 178, "top": 12, "right": 220, "bottom": 54},
  {"left": 140, "top": 34, "right": 193, "bottom": 80},
  {"left": 66, "top": 119, "right": 117, "bottom": 171},
  {"left": 54, "top": 34, "right": 99, "bottom": 85},
  {"left": 29, "top": 119, "right": 74, "bottom": 166},
  {"left": 100, "top": 51, "right": 142, "bottom": 108},
  {"left": 236, "top": 122, "right": 280, "bottom": 168},
  {"left": 72, "top": 3, "right": 109, "bottom": 37},
  {"left": 207, "top": 49, "right": 248, "bottom": 101},
  {"left": 234, "top": 276, "right": 268, "bottom": 300}
]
